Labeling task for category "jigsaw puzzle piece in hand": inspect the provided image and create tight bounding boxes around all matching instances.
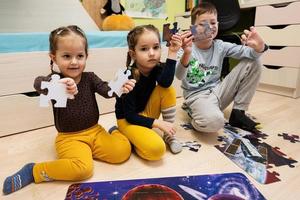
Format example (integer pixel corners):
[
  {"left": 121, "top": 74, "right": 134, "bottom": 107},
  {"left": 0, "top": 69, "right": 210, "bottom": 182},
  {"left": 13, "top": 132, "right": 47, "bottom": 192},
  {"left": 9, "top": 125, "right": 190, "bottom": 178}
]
[
  {"left": 190, "top": 21, "right": 213, "bottom": 42},
  {"left": 162, "top": 22, "right": 180, "bottom": 46},
  {"left": 108, "top": 69, "right": 131, "bottom": 97},
  {"left": 40, "top": 74, "right": 74, "bottom": 108}
]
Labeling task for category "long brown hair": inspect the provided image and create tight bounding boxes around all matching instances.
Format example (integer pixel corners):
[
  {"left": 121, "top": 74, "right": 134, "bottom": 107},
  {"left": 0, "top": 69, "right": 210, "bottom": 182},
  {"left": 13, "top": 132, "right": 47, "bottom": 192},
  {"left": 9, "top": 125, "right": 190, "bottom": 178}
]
[
  {"left": 126, "top": 24, "right": 161, "bottom": 81},
  {"left": 48, "top": 25, "right": 88, "bottom": 72}
]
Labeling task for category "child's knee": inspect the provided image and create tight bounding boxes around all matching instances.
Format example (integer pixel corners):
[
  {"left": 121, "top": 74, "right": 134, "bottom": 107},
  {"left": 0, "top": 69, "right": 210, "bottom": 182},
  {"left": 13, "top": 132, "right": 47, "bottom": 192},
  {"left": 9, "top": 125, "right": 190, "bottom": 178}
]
[
  {"left": 251, "top": 59, "right": 262, "bottom": 72},
  {"left": 191, "top": 112, "right": 224, "bottom": 133},
  {"left": 70, "top": 159, "right": 93, "bottom": 180},
  {"left": 108, "top": 139, "right": 132, "bottom": 163},
  {"left": 242, "top": 59, "right": 262, "bottom": 74},
  {"left": 157, "top": 86, "right": 176, "bottom": 108},
  {"left": 138, "top": 141, "right": 166, "bottom": 161}
]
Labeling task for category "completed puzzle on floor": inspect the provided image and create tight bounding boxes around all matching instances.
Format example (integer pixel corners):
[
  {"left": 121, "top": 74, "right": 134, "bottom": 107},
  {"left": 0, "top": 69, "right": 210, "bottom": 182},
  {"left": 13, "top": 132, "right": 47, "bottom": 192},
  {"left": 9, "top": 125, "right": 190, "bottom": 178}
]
[{"left": 66, "top": 172, "right": 266, "bottom": 200}]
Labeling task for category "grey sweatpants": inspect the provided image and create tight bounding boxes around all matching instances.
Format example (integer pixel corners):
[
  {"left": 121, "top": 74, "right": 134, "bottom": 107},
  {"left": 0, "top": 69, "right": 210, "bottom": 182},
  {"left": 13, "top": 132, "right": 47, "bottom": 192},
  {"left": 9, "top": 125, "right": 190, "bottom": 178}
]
[{"left": 184, "top": 59, "right": 262, "bottom": 133}]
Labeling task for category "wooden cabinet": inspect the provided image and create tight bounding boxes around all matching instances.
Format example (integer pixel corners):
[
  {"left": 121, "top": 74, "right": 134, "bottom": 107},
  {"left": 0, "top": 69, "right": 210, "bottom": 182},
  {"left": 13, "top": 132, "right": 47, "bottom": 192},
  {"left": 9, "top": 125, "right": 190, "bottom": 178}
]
[
  {"left": 255, "top": 1, "right": 300, "bottom": 98},
  {"left": 239, "top": 0, "right": 298, "bottom": 8},
  {"left": 255, "top": 1, "right": 300, "bottom": 25}
]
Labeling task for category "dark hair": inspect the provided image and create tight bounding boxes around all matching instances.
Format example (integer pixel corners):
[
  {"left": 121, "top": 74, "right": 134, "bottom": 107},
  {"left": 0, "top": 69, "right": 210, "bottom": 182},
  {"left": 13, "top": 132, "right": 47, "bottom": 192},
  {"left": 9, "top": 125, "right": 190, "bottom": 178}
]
[
  {"left": 191, "top": 2, "right": 217, "bottom": 24},
  {"left": 49, "top": 25, "right": 88, "bottom": 71},
  {"left": 126, "top": 24, "right": 161, "bottom": 80}
]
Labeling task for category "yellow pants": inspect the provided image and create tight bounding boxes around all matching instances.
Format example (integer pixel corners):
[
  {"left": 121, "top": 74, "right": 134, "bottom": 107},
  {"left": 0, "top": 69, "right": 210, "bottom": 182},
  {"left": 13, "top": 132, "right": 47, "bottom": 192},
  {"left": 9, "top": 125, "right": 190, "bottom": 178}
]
[
  {"left": 33, "top": 124, "right": 131, "bottom": 183},
  {"left": 117, "top": 85, "right": 176, "bottom": 161}
]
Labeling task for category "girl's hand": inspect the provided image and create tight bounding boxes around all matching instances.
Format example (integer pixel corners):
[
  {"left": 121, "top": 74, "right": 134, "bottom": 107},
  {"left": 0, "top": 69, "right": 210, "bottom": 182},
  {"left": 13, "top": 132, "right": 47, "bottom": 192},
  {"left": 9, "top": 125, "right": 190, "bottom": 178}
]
[
  {"left": 181, "top": 31, "right": 193, "bottom": 55},
  {"left": 169, "top": 33, "right": 183, "bottom": 53},
  {"left": 153, "top": 119, "right": 176, "bottom": 136},
  {"left": 241, "top": 26, "right": 265, "bottom": 53},
  {"left": 122, "top": 79, "right": 136, "bottom": 94},
  {"left": 59, "top": 78, "right": 78, "bottom": 98}
]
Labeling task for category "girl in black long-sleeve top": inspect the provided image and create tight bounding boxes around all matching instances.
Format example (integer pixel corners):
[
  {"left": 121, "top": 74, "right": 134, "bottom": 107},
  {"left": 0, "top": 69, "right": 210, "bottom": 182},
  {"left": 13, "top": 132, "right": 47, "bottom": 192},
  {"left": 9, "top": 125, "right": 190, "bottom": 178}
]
[{"left": 115, "top": 24, "right": 185, "bottom": 160}]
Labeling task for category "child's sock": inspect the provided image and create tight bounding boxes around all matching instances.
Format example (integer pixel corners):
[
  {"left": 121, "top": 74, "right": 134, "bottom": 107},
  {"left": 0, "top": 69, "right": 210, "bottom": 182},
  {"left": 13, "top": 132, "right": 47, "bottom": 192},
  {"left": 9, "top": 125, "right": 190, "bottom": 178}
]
[
  {"left": 162, "top": 106, "right": 182, "bottom": 154},
  {"left": 163, "top": 133, "right": 182, "bottom": 154},
  {"left": 3, "top": 163, "right": 35, "bottom": 195},
  {"left": 108, "top": 125, "right": 118, "bottom": 134},
  {"left": 229, "top": 109, "right": 259, "bottom": 132}
]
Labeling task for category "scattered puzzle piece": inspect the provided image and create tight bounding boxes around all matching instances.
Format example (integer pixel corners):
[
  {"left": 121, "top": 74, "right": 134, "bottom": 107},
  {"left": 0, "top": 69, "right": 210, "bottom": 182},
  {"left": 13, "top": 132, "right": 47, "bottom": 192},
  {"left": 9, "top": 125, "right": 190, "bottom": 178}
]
[
  {"left": 263, "top": 144, "right": 297, "bottom": 168},
  {"left": 265, "top": 171, "right": 281, "bottom": 184},
  {"left": 278, "top": 133, "right": 300, "bottom": 143},
  {"left": 108, "top": 69, "right": 131, "bottom": 97},
  {"left": 162, "top": 22, "right": 180, "bottom": 46},
  {"left": 180, "top": 122, "right": 194, "bottom": 130},
  {"left": 181, "top": 141, "right": 201, "bottom": 152},
  {"left": 40, "top": 74, "right": 74, "bottom": 108}
]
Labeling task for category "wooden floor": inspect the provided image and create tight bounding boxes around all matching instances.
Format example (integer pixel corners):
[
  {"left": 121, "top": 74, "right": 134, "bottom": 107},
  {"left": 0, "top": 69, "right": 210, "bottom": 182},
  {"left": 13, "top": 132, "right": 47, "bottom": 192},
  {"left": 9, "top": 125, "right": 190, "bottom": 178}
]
[{"left": 0, "top": 91, "right": 299, "bottom": 200}]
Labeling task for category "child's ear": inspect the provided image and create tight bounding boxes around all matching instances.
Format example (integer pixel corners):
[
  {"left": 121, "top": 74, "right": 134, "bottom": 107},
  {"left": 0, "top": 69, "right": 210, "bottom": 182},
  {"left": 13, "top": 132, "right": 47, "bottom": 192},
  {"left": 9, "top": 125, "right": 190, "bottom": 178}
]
[
  {"left": 49, "top": 53, "right": 56, "bottom": 63},
  {"left": 129, "top": 50, "right": 136, "bottom": 60}
]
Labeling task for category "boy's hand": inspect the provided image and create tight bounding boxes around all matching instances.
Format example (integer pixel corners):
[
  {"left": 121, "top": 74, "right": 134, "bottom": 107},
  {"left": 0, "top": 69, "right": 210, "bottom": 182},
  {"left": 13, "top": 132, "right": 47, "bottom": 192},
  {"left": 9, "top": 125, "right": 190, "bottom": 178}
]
[
  {"left": 153, "top": 119, "right": 176, "bottom": 136},
  {"left": 181, "top": 31, "right": 193, "bottom": 54},
  {"left": 59, "top": 78, "right": 78, "bottom": 98},
  {"left": 241, "top": 26, "right": 265, "bottom": 53},
  {"left": 122, "top": 79, "right": 136, "bottom": 94}
]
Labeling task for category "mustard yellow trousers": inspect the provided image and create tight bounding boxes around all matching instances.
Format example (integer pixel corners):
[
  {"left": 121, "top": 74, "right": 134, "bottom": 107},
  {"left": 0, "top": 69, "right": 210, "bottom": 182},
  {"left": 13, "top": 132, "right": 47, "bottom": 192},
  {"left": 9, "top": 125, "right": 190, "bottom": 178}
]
[
  {"left": 33, "top": 124, "right": 131, "bottom": 183},
  {"left": 117, "top": 85, "right": 176, "bottom": 161}
]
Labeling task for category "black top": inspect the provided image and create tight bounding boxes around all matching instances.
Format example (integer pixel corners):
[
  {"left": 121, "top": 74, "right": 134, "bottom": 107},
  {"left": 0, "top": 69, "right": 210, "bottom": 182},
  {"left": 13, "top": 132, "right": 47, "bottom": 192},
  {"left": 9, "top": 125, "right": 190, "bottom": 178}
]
[
  {"left": 115, "top": 58, "right": 176, "bottom": 128},
  {"left": 34, "top": 72, "right": 112, "bottom": 132}
]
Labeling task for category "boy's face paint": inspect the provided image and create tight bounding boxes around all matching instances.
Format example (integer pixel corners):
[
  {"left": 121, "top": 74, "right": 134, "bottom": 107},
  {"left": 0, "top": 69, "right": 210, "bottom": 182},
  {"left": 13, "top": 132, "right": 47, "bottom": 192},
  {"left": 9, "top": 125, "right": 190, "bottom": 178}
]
[{"left": 192, "top": 12, "right": 218, "bottom": 46}]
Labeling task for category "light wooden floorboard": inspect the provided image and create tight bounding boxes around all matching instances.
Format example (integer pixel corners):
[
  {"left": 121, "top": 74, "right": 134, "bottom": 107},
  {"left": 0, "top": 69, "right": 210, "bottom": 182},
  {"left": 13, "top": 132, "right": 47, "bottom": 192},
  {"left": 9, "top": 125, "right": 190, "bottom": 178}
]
[{"left": 0, "top": 91, "right": 299, "bottom": 199}]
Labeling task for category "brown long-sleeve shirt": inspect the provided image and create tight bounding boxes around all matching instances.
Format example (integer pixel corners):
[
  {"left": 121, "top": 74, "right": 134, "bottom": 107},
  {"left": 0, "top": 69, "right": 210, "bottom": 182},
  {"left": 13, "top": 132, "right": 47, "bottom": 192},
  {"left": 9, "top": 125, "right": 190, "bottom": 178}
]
[{"left": 34, "top": 72, "right": 112, "bottom": 132}]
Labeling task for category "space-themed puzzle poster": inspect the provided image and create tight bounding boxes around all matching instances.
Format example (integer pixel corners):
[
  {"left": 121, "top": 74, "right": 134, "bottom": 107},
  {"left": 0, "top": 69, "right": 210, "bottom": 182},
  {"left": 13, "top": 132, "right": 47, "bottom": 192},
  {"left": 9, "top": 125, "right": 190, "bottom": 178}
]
[
  {"left": 65, "top": 172, "right": 265, "bottom": 200},
  {"left": 215, "top": 124, "right": 297, "bottom": 184}
]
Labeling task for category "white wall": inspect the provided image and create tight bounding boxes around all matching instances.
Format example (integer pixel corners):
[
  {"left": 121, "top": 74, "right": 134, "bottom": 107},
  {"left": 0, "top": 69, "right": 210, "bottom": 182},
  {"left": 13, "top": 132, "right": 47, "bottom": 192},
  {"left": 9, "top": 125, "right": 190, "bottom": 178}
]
[{"left": 0, "top": 0, "right": 99, "bottom": 32}]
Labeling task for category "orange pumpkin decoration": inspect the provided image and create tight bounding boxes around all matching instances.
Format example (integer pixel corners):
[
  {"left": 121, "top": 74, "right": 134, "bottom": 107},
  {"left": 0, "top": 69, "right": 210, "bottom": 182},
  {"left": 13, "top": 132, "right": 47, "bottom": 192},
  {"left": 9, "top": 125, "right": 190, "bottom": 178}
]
[{"left": 102, "top": 14, "right": 135, "bottom": 31}]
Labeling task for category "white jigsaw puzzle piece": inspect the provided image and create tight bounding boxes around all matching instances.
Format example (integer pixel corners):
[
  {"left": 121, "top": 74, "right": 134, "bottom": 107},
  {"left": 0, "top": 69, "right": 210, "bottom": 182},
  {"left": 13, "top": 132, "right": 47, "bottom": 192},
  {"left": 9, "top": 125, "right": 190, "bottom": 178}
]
[
  {"left": 108, "top": 69, "right": 131, "bottom": 97},
  {"left": 40, "top": 74, "right": 74, "bottom": 108}
]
